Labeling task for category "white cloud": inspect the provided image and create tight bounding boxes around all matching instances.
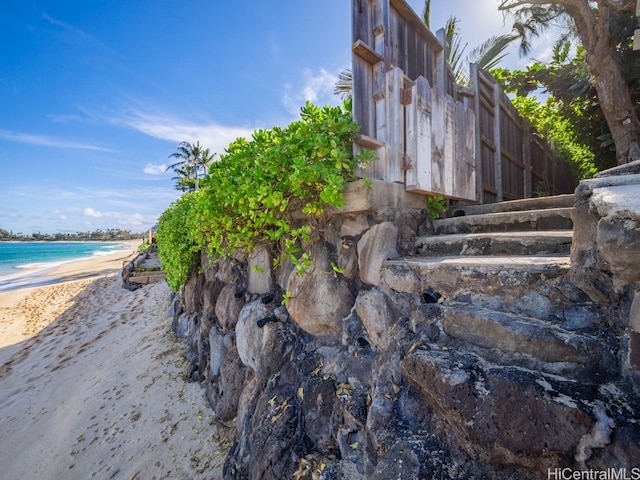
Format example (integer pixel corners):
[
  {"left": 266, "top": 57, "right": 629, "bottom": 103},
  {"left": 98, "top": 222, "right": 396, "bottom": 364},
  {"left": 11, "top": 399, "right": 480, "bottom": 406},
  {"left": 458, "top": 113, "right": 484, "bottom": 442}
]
[
  {"left": 111, "top": 107, "right": 254, "bottom": 155},
  {"left": 0, "top": 129, "right": 113, "bottom": 152},
  {"left": 144, "top": 163, "right": 167, "bottom": 175},
  {"left": 283, "top": 68, "right": 340, "bottom": 116},
  {"left": 42, "top": 12, "right": 90, "bottom": 37},
  {"left": 52, "top": 209, "right": 67, "bottom": 220},
  {"left": 83, "top": 207, "right": 103, "bottom": 218},
  {"left": 81, "top": 207, "right": 157, "bottom": 231}
]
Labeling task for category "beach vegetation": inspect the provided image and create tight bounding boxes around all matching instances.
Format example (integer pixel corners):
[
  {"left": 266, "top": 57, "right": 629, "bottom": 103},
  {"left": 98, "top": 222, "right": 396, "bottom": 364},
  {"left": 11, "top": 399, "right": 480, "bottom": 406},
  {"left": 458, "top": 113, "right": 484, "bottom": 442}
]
[
  {"left": 156, "top": 100, "right": 375, "bottom": 291},
  {"left": 156, "top": 192, "right": 201, "bottom": 290},
  {"left": 137, "top": 241, "right": 154, "bottom": 253}
]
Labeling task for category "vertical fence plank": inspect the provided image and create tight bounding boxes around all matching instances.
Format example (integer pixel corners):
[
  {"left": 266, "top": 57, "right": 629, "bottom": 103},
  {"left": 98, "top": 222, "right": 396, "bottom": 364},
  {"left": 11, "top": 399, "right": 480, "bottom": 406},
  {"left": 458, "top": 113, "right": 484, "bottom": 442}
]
[
  {"left": 406, "top": 76, "right": 433, "bottom": 193},
  {"left": 444, "top": 95, "right": 456, "bottom": 196},
  {"left": 435, "top": 28, "right": 447, "bottom": 92},
  {"left": 523, "top": 122, "right": 532, "bottom": 198},
  {"left": 470, "top": 64, "right": 483, "bottom": 203},
  {"left": 464, "top": 107, "right": 477, "bottom": 200},
  {"left": 352, "top": 0, "right": 373, "bottom": 45},
  {"left": 453, "top": 102, "right": 476, "bottom": 200},
  {"left": 386, "top": 67, "right": 404, "bottom": 182},
  {"left": 431, "top": 85, "right": 446, "bottom": 192},
  {"left": 405, "top": 82, "right": 417, "bottom": 188},
  {"left": 493, "top": 82, "right": 503, "bottom": 202}
]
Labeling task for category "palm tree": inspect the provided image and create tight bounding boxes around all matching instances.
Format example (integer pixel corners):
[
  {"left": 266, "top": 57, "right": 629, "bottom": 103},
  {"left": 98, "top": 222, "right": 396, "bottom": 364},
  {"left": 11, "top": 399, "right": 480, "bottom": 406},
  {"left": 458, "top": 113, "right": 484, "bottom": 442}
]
[
  {"left": 169, "top": 163, "right": 198, "bottom": 192},
  {"left": 166, "top": 141, "right": 216, "bottom": 191}
]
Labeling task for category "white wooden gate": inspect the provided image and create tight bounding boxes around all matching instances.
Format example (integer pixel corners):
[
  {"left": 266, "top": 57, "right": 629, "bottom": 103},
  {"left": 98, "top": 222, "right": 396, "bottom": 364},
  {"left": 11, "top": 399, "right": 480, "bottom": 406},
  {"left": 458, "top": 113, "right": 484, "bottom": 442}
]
[
  {"left": 404, "top": 75, "right": 475, "bottom": 199},
  {"left": 352, "top": 0, "right": 476, "bottom": 201}
]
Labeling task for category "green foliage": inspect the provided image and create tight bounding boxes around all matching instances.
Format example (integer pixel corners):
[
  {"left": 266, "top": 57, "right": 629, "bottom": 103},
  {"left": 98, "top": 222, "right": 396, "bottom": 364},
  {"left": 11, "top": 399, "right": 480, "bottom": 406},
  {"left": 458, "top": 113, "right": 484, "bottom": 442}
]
[
  {"left": 330, "top": 261, "right": 345, "bottom": 275},
  {"left": 492, "top": 37, "right": 632, "bottom": 172},
  {"left": 509, "top": 95, "right": 597, "bottom": 179},
  {"left": 155, "top": 192, "right": 201, "bottom": 291},
  {"left": 137, "top": 242, "right": 153, "bottom": 253},
  {"left": 426, "top": 195, "right": 446, "bottom": 220},
  {"left": 156, "top": 101, "right": 375, "bottom": 291}
]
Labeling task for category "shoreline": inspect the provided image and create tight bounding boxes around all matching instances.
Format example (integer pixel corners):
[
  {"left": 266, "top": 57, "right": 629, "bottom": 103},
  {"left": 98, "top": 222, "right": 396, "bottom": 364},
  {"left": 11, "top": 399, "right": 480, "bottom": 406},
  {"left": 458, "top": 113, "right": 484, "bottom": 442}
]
[
  {"left": 0, "top": 242, "right": 225, "bottom": 478},
  {"left": 0, "top": 241, "right": 140, "bottom": 349},
  {"left": 0, "top": 239, "right": 141, "bottom": 293}
]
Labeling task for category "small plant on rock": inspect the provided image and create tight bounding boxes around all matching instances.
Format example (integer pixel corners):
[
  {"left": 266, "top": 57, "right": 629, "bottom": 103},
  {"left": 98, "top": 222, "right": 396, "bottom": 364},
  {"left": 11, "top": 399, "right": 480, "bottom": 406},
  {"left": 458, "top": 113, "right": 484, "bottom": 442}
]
[{"left": 426, "top": 195, "right": 447, "bottom": 219}]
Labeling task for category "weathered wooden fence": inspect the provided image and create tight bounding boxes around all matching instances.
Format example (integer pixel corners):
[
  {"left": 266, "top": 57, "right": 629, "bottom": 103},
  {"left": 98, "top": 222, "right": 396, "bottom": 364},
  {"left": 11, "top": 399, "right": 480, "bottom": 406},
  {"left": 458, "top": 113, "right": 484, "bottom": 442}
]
[
  {"left": 352, "top": 0, "right": 476, "bottom": 200},
  {"left": 470, "top": 65, "right": 577, "bottom": 203},
  {"left": 352, "top": 0, "right": 578, "bottom": 204}
]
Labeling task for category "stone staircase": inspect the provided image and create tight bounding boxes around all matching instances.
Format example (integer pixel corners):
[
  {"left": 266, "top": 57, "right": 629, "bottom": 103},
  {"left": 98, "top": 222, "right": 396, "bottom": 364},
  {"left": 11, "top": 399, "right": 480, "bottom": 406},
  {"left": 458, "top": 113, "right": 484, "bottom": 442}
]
[
  {"left": 419, "top": 193, "right": 575, "bottom": 255},
  {"left": 382, "top": 193, "right": 615, "bottom": 382}
]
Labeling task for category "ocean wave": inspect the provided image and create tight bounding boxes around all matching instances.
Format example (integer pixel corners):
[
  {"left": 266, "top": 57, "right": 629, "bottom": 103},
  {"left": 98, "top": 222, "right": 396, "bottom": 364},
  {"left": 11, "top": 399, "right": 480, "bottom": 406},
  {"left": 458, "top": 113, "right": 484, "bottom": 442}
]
[
  {"left": 0, "top": 265, "right": 57, "bottom": 291},
  {"left": 92, "top": 245, "right": 135, "bottom": 256},
  {"left": 0, "top": 242, "right": 137, "bottom": 289},
  {"left": 15, "top": 261, "right": 64, "bottom": 270}
]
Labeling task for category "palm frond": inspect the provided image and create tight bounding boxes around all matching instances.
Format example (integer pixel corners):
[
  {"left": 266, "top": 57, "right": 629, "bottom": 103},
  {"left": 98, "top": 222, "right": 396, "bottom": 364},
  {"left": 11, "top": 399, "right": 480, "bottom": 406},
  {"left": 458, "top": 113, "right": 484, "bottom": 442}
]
[
  {"left": 422, "top": 0, "right": 431, "bottom": 30},
  {"left": 334, "top": 68, "right": 353, "bottom": 99},
  {"left": 506, "top": 4, "right": 568, "bottom": 56},
  {"left": 444, "top": 17, "right": 468, "bottom": 83},
  {"left": 469, "top": 33, "right": 518, "bottom": 72}
]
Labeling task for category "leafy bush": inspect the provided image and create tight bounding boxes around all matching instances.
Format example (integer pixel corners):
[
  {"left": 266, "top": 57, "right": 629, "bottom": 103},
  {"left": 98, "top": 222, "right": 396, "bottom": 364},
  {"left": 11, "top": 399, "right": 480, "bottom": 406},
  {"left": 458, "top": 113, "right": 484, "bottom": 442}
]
[
  {"left": 510, "top": 95, "right": 598, "bottom": 179},
  {"left": 156, "top": 192, "right": 201, "bottom": 290},
  {"left": 156, "top": 101, "right": 374, "bottom": 291}
]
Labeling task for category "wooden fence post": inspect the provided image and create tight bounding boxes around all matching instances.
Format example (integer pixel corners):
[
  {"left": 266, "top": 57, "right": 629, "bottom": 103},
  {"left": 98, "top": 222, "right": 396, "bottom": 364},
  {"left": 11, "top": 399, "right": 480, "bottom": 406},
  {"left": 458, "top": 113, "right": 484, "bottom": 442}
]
[
  {"left": 493, "top": 81, "right": 503, "bottom": 202},
  {"left": 387, "top": 67, "right": 404, "bottom": 183},
  {"left": 435, "top": 28, "right": 447, "bottom": 93},
  {"left": 523, "top": 121, "right": 532, "bottom": 198},
  {"left": 470, "top": 63, "right": 483, "bottom": 203}
]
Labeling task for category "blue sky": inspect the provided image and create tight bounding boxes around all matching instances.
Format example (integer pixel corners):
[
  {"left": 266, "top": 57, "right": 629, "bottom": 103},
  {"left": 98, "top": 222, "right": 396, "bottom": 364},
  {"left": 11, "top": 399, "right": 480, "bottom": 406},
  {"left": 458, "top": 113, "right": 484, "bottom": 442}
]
[{"left": 1, "top": 0, "right": 533, "bottom": 235}]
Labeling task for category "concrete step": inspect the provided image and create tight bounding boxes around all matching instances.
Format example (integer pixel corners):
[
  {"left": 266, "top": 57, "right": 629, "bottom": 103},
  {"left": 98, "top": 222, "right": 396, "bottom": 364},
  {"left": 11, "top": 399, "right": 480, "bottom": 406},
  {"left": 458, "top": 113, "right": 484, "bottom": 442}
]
[
  {"left": 440, "top": 304, "right": 613, "bottom": 379},
  {"left": 432, "top": 207, "right": 573, "bottom": 235},
  {"left": 416, "top": 230, "right": 573, "bottom": 257},
  {"left": 382, "top": 255, "right": 570, "bottom": 300},
  {"left": 453, "top": 194, "right": 575, "bottom": 216},
  {"left": 129, "top": 271, "right": 166, "bottom": 284}
]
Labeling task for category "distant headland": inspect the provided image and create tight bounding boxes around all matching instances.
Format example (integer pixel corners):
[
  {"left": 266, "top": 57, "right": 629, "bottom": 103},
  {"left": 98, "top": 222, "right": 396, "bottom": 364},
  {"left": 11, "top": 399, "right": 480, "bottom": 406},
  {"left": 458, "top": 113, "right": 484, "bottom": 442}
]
[{"left": 0, "top": 228, "right": 143, "bottom": 242}]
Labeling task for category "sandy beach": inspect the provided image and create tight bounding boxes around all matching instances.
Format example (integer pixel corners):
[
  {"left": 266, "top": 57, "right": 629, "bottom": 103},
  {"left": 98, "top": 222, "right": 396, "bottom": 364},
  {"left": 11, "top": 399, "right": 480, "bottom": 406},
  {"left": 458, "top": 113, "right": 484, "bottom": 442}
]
[{"left": 0, "top": 245, "right": 225, "bottom": 479}]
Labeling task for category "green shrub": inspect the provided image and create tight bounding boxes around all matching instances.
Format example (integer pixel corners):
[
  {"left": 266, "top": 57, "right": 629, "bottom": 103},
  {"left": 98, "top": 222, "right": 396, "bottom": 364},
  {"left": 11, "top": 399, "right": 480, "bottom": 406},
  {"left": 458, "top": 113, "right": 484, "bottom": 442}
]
[
  {"left": 156, "top": 101, "right": 374, "bottom": 291},
  {"left": 156, "top": 192, "right": 201, "bottom": 291}
]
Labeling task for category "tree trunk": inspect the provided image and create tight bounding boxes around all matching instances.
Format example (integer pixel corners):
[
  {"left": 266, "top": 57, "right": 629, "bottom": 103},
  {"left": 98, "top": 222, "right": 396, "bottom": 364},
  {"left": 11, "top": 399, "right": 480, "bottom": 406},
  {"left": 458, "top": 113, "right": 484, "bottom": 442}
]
[{"left": 566, "top": 2, "right": 640, "bottom": 165}]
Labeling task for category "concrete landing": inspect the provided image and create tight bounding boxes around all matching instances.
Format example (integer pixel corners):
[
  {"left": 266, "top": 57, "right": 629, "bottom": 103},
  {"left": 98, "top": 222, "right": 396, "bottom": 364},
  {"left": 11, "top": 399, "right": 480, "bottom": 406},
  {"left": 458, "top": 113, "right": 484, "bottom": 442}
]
[
  {"left": 416, "top": 230, "right": 573, "bottom": 257},
  {"left": 382, "top": 255, "right": 571, "bottom": 299},
  {"left": 433, "top": 208, "right": 574, "bottom": 234},
  {"left": 454, "top": 194, "right": 575, "bottom": 216}
]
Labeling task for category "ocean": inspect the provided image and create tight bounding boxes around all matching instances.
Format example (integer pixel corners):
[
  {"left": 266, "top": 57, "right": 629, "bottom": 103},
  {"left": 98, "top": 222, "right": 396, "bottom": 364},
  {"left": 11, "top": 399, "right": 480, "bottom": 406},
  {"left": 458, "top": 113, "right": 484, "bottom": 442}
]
[{"left": 0, "top": 242, "right": 133, "bottom": 289}]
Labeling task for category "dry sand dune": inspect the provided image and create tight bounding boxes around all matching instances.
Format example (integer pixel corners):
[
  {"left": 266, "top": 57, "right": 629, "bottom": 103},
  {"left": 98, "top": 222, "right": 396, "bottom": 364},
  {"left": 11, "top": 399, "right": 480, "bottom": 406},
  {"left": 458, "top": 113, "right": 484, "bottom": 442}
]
[{"left": 0, "top": 252, "right": 225, "bottom": 479}]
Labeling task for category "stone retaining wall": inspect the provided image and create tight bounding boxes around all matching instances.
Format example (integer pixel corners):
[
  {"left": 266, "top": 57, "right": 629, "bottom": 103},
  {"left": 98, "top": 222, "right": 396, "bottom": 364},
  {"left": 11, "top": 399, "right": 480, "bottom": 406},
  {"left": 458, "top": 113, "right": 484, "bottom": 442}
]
[{"left": 169, "top": 176, "right": 640, "bottom": 479}]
